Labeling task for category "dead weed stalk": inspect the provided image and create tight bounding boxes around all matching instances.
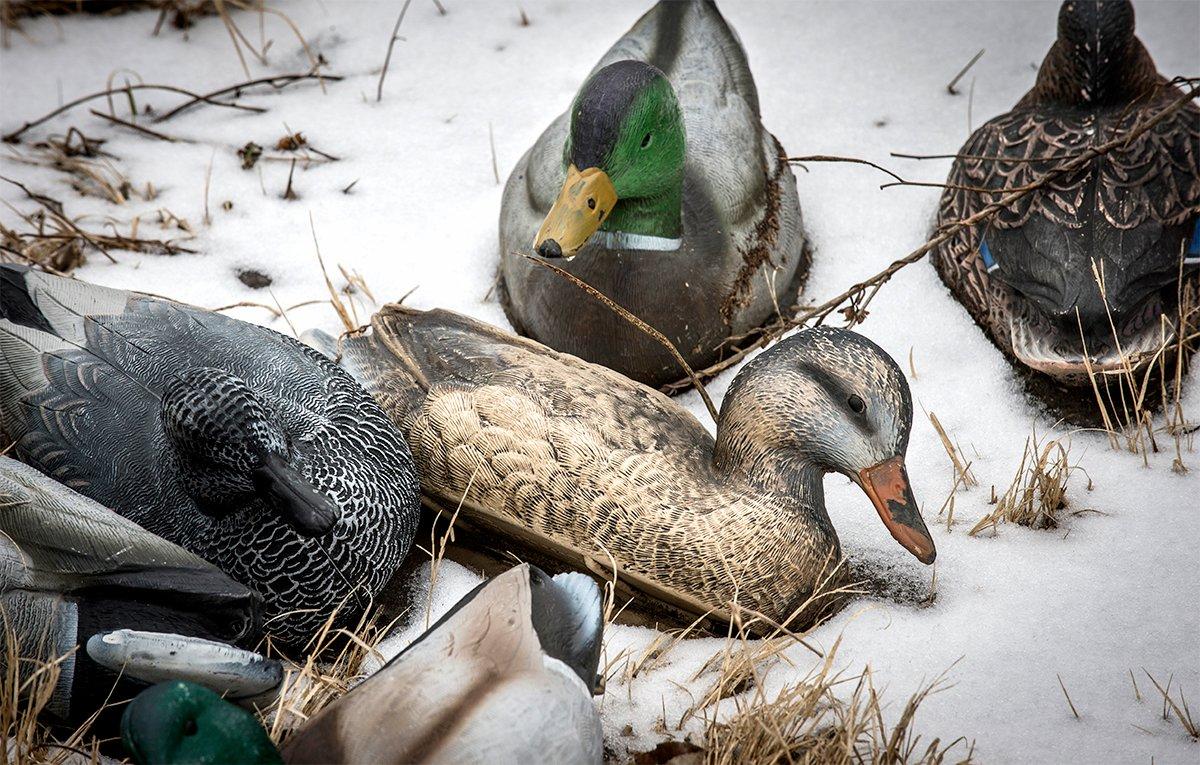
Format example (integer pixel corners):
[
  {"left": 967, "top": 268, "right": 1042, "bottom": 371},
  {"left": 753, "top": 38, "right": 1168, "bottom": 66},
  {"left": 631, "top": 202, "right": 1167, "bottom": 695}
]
[{"left": 970, "top": 428, "right": 1088, "bottom": 536}]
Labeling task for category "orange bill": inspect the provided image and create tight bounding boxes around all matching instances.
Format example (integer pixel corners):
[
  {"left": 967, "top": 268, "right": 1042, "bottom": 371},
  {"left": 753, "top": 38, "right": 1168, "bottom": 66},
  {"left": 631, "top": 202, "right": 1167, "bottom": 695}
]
[{"left": 857, "top": 456, "right": 936, "bottom": 564}]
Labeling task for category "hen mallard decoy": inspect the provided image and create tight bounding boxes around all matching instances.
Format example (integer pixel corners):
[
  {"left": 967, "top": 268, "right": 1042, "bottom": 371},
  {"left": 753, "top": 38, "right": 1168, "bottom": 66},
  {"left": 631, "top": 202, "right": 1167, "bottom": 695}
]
[
  {"left": 498, "top": 0, "right": 808, "bottom": 388},
  {"left": 0, "top": 265, "right": 421, "bottom": 647},
  {"left": 123, "top": 564, "right": 604, "bottom": 765},
  {"left": 308, "top": 307, "right": 935, "bottom": 629},
  {"left": 934, "top": 0, "right": 1200, "bottom": 385},
  {"left": 0, "top": 457, "right": 281, "bottom": 727}
]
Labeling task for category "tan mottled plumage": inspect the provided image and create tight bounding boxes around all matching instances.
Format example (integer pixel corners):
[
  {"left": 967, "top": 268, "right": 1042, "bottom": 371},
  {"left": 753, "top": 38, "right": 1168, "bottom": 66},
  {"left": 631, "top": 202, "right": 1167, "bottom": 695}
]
[{"left": 318, "top": 305, "right": 921, "bottom": 627}]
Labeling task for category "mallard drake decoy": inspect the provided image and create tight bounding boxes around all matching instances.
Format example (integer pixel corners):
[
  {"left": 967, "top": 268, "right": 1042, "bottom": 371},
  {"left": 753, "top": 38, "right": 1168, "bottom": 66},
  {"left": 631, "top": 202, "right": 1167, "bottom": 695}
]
[
  {"left": 123, "top": 564, "right": 603, "bottom": 765},
  {"left": 0, "top": 457, "right": 279, "bottom": 727},
  {"left": 123, "top": 681, "right": 283, "bottom": 765},
  {"left": 498, "top": 0, "right": 808, "bottom": 388},
  {"left": 934, "top": 0, "right": 1200, "bottom": 385},
  {"left": 0, "top": 264, "right": 421, "bottom": 646},
  {"left": 308, "top": 306, "right": 935, "bottom": 629}
]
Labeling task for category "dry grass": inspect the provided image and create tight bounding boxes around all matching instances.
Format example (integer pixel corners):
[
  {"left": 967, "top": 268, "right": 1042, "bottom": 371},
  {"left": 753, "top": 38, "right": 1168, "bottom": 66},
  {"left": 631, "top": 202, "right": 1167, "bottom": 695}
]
[
  {"left": 969, "top": 428, "right": 1090, "bottom": 536},
  {"left": 0, "top": 620, "right": 103, "bottom": 765},
  {"left": 1142, "top": 670, "right": 1199, "bottom": 740},
  {"left": 1083, "top": 261, "right": 1199, "bottom": 470},
  {"left": 700, "top": 637, "right": 972, "bottom": 765}
]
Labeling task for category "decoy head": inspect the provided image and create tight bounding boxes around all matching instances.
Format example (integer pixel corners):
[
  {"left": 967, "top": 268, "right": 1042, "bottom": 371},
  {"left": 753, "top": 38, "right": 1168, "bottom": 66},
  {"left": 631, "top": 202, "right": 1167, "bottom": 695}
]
[
  {"left": 715, "top": 327, "right": 936, "bottom": 565},
  {"left": 162, "top": 368, "right": 338, "bottom": 537},
  {"left": 534, "top": 60, "right": 686, "bottom": 259},
  {"left": 122, "top": 681, "right": 281, "bottom": 765},
  {"left": 1037, "top": 1, "right": 1151, "bottom": 106}
]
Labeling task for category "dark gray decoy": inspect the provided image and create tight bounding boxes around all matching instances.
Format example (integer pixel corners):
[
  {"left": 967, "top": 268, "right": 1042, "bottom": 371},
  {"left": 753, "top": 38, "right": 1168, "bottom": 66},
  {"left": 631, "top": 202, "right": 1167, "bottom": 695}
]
[
  {"left": 0, "top": 456, "right": 280, "bottom": 728},
  {"left": 0, "top": 265, "right": 420, "bottom": 646}
]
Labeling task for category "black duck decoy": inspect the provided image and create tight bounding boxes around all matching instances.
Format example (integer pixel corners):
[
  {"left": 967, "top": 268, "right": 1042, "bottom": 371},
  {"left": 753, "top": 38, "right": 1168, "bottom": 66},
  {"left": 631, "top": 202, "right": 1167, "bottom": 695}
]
[{"left": 0, "top": 265, "right": 421, "bottom": 647}]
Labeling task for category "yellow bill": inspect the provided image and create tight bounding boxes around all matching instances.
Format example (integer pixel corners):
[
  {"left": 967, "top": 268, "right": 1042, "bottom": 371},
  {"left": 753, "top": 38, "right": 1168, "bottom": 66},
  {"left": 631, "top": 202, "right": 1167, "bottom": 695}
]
[{"left": 533, "top": 164, "right": 618, "bottom": 259}]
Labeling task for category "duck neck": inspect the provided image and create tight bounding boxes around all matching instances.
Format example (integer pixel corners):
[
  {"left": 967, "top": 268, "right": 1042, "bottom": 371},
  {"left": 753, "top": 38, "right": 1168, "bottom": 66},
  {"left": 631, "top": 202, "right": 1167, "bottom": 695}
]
[
  {"left": 600, "top": 185, "right": 683, "bottom": 246},
  {"left": 711, "top": 400, "right": 833, "bottom": 534},
  {"left": 1026, "top": 34, "right": 1158, "bottom": 109}
]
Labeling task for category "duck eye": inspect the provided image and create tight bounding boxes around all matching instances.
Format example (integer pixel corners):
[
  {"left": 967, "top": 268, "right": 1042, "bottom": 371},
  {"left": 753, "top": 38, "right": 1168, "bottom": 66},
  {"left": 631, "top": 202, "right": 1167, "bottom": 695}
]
[
  {"left": 183, "top": 718, "right": 198, "bottom": 736},
  {"left": 587, "top": 197, "right": 596, "bottom": 210},
  {"left": 848, "top": 394, "right": 866, "bottom": 414},
  {"left": 641, "top": 133, "right": 652, "bottom": 149}
]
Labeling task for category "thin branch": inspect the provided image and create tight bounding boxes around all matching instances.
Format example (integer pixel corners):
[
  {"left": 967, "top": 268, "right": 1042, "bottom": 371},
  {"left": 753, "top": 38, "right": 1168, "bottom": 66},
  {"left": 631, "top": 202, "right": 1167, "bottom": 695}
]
[
  {"left": 518, "top": 252, "right": 719, "bottom": 424},
  {"left": 947, "top": 49, "right": 985, "bottom": 95},
  {"left": 3, "top": 83, "right": 263, "bottom": 143},
  {"left": 376, "top": 0, "right": 413, "bottom": 103},
  {"left": 787, "top": 154, "right": 907, "bottom": 185},
  {"left": 154, "top": 70, "right": 340, "bottom": 123},
  {"left": 87, "top": 109, "right": 178, "bottom": 142}
]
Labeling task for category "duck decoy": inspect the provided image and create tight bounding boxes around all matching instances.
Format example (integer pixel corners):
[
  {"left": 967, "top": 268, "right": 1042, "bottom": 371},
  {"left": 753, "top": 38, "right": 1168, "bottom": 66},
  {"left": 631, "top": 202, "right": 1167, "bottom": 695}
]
[
  {"left": 0, "top": 264, "right": 421, "bottom": 647},
  {"left": 499, "top": 0, "right": 808, "bottom": 389},
  {"left": 123, "top": 564, "right": 604, "bottom": 765},
  {"left": 933, "top": 0, "right": 1199, "bottom": 386},
  {"left": 307, "top": 306, "right": 935, "bottom": 630},
  {"left": 0, "top": 457, "right": 280, "bottom": 728}
]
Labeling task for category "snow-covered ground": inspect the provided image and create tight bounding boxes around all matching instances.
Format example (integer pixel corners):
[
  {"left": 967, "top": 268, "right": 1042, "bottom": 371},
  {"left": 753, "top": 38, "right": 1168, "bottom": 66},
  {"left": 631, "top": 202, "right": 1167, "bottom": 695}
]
[{"left": 2, "top": 1, "right": 1197, "bottom": 762}]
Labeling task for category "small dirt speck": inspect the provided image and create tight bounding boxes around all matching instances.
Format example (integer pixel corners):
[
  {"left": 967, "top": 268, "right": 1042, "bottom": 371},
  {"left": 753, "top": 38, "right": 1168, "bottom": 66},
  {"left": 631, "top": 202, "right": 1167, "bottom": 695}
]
[
  {"left": 237, "top": 269, "right": 272, "bottom": 289},
  {"left": 874, "top": 118, "right": 889, "bottom": 128}
]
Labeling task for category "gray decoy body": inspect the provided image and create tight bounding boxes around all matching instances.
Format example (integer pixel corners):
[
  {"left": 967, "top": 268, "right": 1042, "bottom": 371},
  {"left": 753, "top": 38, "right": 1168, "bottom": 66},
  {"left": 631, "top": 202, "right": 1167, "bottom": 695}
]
[
  {"left": 499, "top": 0, "right": 808, "bottom": 388},
  {"left": 934, "top": 0, "right": 1200, "bottom": 385},
  {"left": 0, "top": 265, "right": 421, "bottom": 646},
  {"left": 0, "top": 457, "right": 280, "bottom": 724},
  {"left": 281, "top": 564, "right": 604, "bottom": 765}
]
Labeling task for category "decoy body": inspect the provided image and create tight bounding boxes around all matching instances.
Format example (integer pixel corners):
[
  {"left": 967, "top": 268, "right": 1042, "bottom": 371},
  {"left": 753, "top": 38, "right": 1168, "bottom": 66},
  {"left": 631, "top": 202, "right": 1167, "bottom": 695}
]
[
  {"left": 123, "top": 564, "right": 604, "bottom": 765},
  {"left": 499, "top": 0, "right": 808, "bottom": 388},
  {"left": 0, "top": 457, "right": 281, "bottom": 726},
  {"left": 0, "top": 265, "right": 421, "bottom": 646},
  {"left": 309, "top": 306, "right": 935, "bottom": 628},
  {"left": 934, "top": 0, "right": 1200, "bottom": 385}
]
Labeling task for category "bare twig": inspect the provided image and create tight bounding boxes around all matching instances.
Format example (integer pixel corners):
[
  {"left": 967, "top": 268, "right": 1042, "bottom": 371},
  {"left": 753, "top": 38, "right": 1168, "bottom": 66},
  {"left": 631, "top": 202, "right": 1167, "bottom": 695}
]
[
  {"left": 376, "top": 0, "right": 413, "bottom": 103},
  {"left": 154, "top": 70, "right": 339, "bottom": 123},
  {"left": 87, "top": 109, "right": 178, "bottom": 142},
  {"left": 947, "top": 49, "right": 985, "bottom": 95}
]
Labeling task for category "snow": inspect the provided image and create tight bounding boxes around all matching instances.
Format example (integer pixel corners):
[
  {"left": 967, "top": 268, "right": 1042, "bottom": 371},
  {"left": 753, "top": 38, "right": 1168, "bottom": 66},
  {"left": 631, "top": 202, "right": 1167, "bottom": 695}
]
[{"left": 2, "top": 1, "right": 1198, "bottom": 762}]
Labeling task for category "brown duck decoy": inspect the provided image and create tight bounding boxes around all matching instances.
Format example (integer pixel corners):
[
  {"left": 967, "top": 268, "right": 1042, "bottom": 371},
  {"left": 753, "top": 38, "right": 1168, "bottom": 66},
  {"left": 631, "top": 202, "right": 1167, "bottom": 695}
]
[
  {"left": 307, "top": 307, "right": 935, "bottom": 631},
  {"left": 934, "top": 0, "right": 1200, "bottom": 387},
  {"left": 498, "top": 0, "right": 808, "bottom": 389}
]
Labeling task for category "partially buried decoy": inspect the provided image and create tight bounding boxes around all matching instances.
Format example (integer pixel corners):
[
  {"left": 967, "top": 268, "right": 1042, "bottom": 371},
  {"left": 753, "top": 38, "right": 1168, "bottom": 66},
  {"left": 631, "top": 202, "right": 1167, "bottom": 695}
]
[
  {"left": 122, "top": 564, "right": 604, "bottom": 765},
  {"left": 499, "top": 0, "right": 808, "bottom": 388},
  {"left": 308, "top": 306, "right": 935, "bottom": 631},
  {"left": 934, "top": 0, "right": 1200, "bottom": 387},
  {"left": 0, "top": 457, "right": 281, "bottom": 729},
  {"left": 0, "top": 264, "right": 421, "bottom": 647}
]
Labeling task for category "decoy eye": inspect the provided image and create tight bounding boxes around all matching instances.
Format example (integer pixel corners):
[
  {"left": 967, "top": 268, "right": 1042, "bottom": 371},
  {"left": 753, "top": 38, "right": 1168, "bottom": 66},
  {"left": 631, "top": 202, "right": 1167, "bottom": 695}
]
[
  {"left": 587, "top": 197, "right": 596, "bottom": 210},
  {"left": 848, "top": 394, "right": 866, "bottom": 414},
  {"left": 641, "top": 133, "right": 653, "bottom": 149},
  {"left": 183, "top": 718, "right": 198, "bottom": 737}
]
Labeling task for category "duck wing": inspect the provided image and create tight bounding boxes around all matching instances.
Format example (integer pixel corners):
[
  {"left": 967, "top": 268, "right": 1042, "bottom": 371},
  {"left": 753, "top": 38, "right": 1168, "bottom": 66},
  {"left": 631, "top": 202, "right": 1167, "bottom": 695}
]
[
  {"left": 0, "top": 456, "right": 260, "bottom": 624},
  {"left": 938, "top": 92, "right": 1200, "bottom": 322},
  {"left": 0, "top": 265, "right": 344, "bottom": 513}
]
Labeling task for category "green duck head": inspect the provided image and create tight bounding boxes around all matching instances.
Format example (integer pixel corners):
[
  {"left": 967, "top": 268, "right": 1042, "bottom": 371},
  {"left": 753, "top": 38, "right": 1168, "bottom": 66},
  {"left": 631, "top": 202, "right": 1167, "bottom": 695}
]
[
  {"left": 535, "top": 59, "right": 686, "bottom": 258},
  {"left": 122, "top": 681, "right": 281, "bottom": 765}
]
